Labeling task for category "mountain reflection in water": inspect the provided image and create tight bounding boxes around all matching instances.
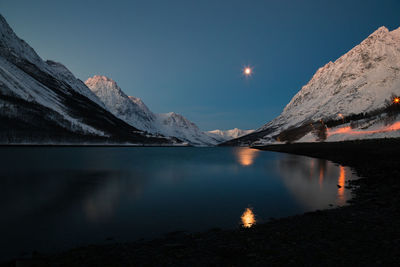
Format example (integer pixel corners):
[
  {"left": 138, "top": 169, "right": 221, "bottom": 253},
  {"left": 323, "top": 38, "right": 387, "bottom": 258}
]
[
  {"left": 276, "top": 155, "right": 354, "bottom": 210},
  {"left": 0, "top": 147, "right": 357, "bottom": 261}
]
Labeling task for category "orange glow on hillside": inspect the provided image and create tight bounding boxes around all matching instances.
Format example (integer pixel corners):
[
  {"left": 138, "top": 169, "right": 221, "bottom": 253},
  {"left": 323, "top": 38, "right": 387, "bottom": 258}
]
[
  {"left": 338, "top": 113, "right": 345, "bottom": 122},
  {"left": 241, "top": 207, "right": 256, "bottom": 228},
  {"left": 327, "top": 121, "right": 400, "bottom": 137},
  {"left": 394, "top": 97, "right": 400, "bottom": 104}
]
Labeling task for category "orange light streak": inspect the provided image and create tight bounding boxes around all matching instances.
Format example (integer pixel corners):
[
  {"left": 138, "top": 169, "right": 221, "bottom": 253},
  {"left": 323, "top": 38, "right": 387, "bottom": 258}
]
[
  {"left": 327, "top": 121, "right": 400, "bottom": 137},
  {"left": 337, "top": 166, "right": 346, "bottom": 205},
  {"left": 319, "top": 167, "right": 324, "bottom": 187}
]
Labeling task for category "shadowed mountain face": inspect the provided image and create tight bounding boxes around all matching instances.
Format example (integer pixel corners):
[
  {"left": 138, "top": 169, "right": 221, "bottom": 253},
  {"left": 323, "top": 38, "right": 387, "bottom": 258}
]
[
  {"left": 0, "top": 14, "right": 175, "bottom": 144},
  {"left": 224, "top": 26, "right": 400, "bottom": 146}
]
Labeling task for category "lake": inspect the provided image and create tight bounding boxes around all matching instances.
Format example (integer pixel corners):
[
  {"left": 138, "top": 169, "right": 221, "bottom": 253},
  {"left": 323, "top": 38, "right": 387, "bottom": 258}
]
[{"left": 0, "top": 147, "right": 357, "bottom": 261}]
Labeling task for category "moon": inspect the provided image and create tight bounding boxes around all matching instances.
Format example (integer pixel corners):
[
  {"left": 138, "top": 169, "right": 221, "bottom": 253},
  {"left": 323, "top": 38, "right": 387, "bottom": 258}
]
[{"left": 243, "top": 66, "right": 252, "bottom": 76}]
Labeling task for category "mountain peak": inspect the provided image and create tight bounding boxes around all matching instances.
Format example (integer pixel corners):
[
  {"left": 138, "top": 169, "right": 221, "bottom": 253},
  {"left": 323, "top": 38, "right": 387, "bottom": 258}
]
[
  {"left": 359, "top": 26, "right": 390, "bottom": 45},
  {"left": 371, "top": 26, "right": 389, "bottom": 35},
  {"left": 85, "top": 75, "right": 120, "bottom": 92},
  {"left": 87, "top": 75, "right": 116, "bottom": 84},
  {"left": 0, "top": 14, "right": 11, "bottom": 32},
  {"left": 92, "top": 75, "right": 114, "bottom": 81},
  {"left": 0, "top": 14, "right": 43, "bottom": 66}
]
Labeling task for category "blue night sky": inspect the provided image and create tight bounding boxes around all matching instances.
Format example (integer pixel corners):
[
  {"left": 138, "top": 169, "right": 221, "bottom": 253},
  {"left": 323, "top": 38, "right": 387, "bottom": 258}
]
[{"left": 1, "top": 0, "right": 399, "bottom": 130}]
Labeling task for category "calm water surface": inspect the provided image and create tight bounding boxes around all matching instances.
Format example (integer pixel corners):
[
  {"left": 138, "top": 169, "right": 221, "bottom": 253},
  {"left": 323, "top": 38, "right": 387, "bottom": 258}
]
[{"left": 0, "top": 147, "right": 357, "bottom": 260}]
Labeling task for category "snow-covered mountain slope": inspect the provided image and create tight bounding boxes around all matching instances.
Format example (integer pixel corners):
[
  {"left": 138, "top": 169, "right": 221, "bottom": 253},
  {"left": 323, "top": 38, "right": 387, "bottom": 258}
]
[
  {"left": 0, "top": 15, "right": 105, "bottom": 109},
  {"left": 225, "top": 25, "right": 400, "bottom": 146},
  {"left": 155, "top": 112, "right": 219, "bottom": 146},
  {"left": 206, "top": 128, "right": 254, "bottom": 142},
  {"left": 85, "top": 76, "right": 157, "bottom": 133},
  {"left": 85, "top": 75, "right": 218, "bottom": 146},
  {"left": 0, "top": 14, "right": 175, "bottom": 144}
]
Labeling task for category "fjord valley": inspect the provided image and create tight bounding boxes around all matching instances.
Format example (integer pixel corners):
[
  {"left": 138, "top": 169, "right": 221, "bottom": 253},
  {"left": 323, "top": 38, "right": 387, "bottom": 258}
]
[
  {"left": 2, "top": 12, "right": 400, "bottom": 148},
  {"left": 1, "top": 1, "right": 400, "bottom": 266}
]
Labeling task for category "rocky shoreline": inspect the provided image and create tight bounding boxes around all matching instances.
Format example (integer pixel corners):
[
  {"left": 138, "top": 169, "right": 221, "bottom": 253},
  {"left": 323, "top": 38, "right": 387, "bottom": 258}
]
[{"left": 3, "top": 138, "right": 400, "bottom": 266}]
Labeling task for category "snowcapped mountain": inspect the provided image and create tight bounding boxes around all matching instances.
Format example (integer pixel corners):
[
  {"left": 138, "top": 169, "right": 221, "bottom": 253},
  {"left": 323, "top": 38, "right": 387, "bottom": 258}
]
[
  {"left": 85, "top": 76, "right": 219, "bottom": 146},
  {"left": 206, "top": 128, "right": 254, "bottom": 142},
  {"left": 0, "top": 14, "right": 175, "bottom": 145},
  {"left": 224, "top": 25, "right": 400, "bottom": 146},
  {"left": 85, "top": 76, "right": 157, "bottom": 133},
  {"left": 155, "top": 112, "right": 218, "bottom": 146}
]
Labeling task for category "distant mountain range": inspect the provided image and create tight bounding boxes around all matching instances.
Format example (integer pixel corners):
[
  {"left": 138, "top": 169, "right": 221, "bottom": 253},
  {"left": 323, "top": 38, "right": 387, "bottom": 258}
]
[
  {"left": 0, "top": 14, "right": 248, "bottom": 145},
  {"left": 206, "top": 128, "right": 254, "bottom": 143},
  {"left": 224, "top": 25, "right": 400, "bottom": 146},
  {"left": 85, "top": 75, "right": 223, "bottom": 146}
]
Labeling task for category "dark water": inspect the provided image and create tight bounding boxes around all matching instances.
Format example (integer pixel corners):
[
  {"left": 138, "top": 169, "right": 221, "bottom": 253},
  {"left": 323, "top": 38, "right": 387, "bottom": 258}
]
[{"left": 0, "top": 147, "right": 357, "bottom": 261}]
